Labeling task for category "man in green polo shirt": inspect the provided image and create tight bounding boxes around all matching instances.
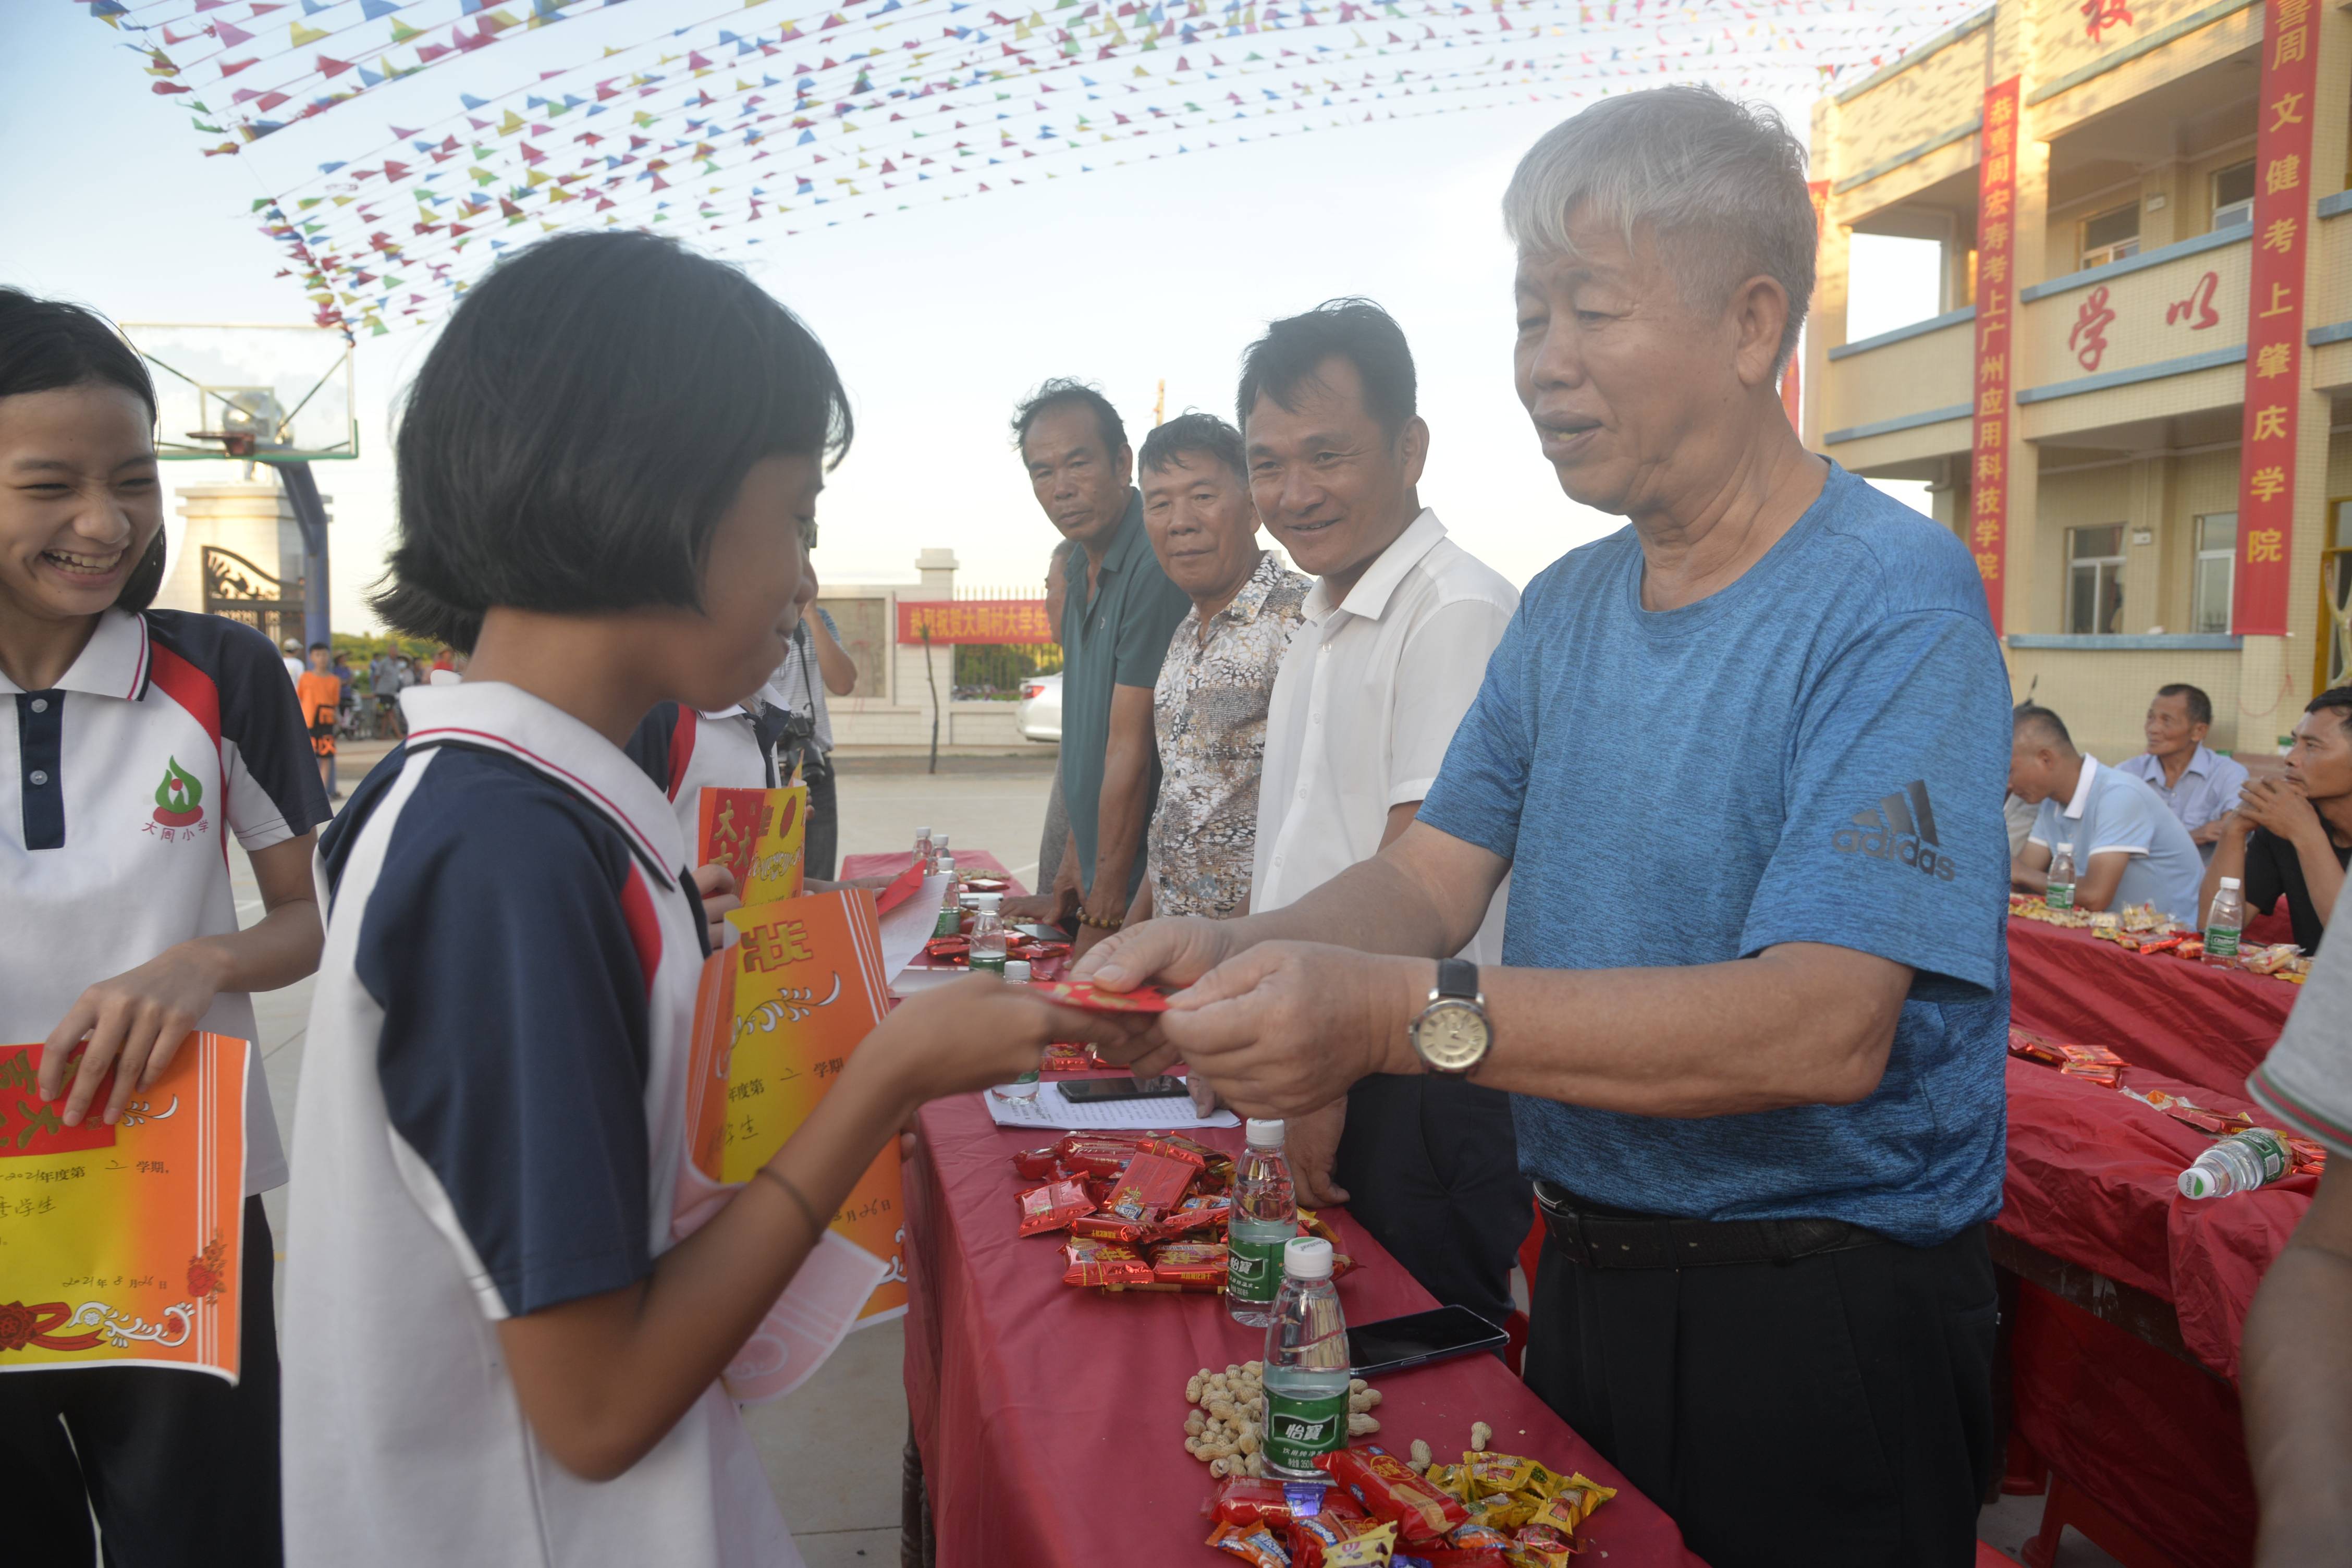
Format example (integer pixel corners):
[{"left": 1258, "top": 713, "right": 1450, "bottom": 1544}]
[{"left": 1008, "top": 379, "right": 1191, "bottom": 957}]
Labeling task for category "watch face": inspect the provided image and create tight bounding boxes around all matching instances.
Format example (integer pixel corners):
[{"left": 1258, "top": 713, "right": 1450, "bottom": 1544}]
[{"left": 1415, "top": 1000, "right": 1490, "bottom": 1073}]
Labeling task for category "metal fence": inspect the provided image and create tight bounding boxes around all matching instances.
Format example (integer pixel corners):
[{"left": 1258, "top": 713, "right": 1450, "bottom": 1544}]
[{"left": 947, "top": 583, "right": 1061, "bottom": 700}]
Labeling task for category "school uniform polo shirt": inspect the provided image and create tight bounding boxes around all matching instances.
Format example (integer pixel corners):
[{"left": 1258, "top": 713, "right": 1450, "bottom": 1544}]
[
  {"left": 282, "top": 680, "right": 796, "bottom": 1568},
  {"left": 624, "top": 690, "right": 792, "bottom": 851},
  {"left": 1, "top": 608, "right": 328, "bottom": 1194}
]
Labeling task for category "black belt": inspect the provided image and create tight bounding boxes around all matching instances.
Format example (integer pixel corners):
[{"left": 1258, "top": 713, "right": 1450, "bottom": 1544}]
[{"left": 1533, "top": 1179, "right": 1888, "bottom": 1270}]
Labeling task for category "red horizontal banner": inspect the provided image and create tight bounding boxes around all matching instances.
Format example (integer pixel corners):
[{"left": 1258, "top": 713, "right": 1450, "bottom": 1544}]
[{"left": 897, "top": 599, "right": 1058, "bottom": 645}]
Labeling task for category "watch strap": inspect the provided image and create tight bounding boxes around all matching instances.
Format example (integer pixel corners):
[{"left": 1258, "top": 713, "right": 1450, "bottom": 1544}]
[{"left": 1435, "top": 957, "right": 1479, "bottom": 1002}]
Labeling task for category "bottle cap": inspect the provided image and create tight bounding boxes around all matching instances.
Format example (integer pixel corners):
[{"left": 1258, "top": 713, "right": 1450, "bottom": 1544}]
[
  {"left": 915, "top": 825, "right": 932, "bottom": 837},
  {"left": 975, "top": 893, "right": 1002, "bottom": 910},
  {"left": 1245, "top": 1118, "right": 1285, "bottom": 1146},
  {"left": 2220, "top": 877, "right": 2240, "bottom": 890},
  {"left": 1004, "top": 960, "right": 1031, "bottom": 984},
  {"left": 1283, "top": 1236, "right": 1334, "bottom": 1280},
  {"left": 2178, "top": 1166, "right": 2216, "bottom": 1199},
  {"left": 934, "top": 833, "right": 951, "bottom": 848},
  {"left": 937, "top": 856, "right": 956, "bottom": 874}
]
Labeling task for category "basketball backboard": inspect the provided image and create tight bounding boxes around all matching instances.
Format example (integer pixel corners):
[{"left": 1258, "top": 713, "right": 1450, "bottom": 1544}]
[{"left": 118, "top": 322, "right": 357, "bottom": 462}]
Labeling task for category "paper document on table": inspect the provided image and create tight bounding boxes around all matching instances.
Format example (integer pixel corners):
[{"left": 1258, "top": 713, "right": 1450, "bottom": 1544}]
[
  {"left": 879, "top": 873, "right": 949, "bottom": 983},
  {"left": 982, "top": 1081, "right": 1240, "bottom": 1131}
]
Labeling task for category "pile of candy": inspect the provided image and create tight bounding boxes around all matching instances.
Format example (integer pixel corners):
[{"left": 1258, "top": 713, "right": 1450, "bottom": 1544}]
[
  {"left": 1012, "top": 1131, "right": 1356, "bottom": 1295},
  {"left": 1183, "top": 1363, "right": 1383, "bottom": 1479},
  {"left": 2011, "top": 1029, "right": 2329, "bottom": 1176},
  {"left": 2007, "top": 1031, "right": 2128, "bottom": 1088},
  {"left": 1202, "top": 1443, "right": 1616, "bottom": 1567},
  {"left": 2012, "top": 895, "right": 2310, "bottom": 980},
  {"left": 921, "top": 928, "right": 1070, "bottom": 965}
]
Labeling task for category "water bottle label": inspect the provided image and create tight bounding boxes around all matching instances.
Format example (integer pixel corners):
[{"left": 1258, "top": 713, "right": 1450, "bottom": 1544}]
[
  {"left": 2244, "top": 1129, "right": 2289, "bottom": 1181},
  {"left": 935, "top": 908, "right": 961, "bottom": 938},
  {"left": 2046, "top": 884, "right": 2074, "bottom": 911},
  {"left": 1226, "top": 1234, "right": 1285, "bottom": 1304},
  {"left": 2205, "top": 927, "right": 2240, "bottom": 958},
  {"left": 1263, "top": 1389, "right": 1348, "bottom": 1472},
  {"left": 971, "top": 956, "right": 1006, "bottom": 975}
]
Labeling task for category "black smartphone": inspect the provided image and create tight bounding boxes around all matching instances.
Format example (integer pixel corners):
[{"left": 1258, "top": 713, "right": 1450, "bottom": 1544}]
[
  {"left": 1347, "top": 1306, "right": 1508, "bottom": 1378},
  {"left": 1058, "top": 1075, "right": 1191, "bottom": 1103}
]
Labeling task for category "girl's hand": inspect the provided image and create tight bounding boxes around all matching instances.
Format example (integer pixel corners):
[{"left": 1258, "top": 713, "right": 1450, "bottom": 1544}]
[
  {"left": 862, "top": 974, "right": 1148, "bottom": 1104},
  {"left": 694, "top": 863, "right": 742, "bottom": 951},
  {"left": 39, "top": 942, "right": 232, "bottom": 1127}
]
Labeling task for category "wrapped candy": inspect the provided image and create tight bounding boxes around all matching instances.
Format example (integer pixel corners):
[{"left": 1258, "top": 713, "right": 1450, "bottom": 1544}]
[
  {"left": 1010, "top": 1147, "right": 1065, "bottom": 1181},
  {"left": 1150, "top": 1241, "right": 1230, "bottom": 1289},
  {"left": 1104, "top": 1150, "right": 1196, "bottom": 1221},
  {"left": 1069, "top": 1211, "right": 1162, "bottom": 1244},
  {"left": 1316, "top": 1448, "right": 1472, "bottom": 1545},
  {"left": 1061, "top": 1238, "right": 1153, "bottom": 1288},
  {"left": 1207, "top": 1522, "right": 1293, "bottom": 1567},
  {"left": 1015, "top": 1179, "right": 1094, "bottom": 1237}
]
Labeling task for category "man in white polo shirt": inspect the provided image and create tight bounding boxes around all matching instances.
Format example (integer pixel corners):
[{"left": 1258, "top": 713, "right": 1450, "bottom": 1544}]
[
  {"left": 1240, "top": 299, "right": 1527, "bottom": 1331},
  {"left": 2009, "top": 702, "right": 2203, "bottom": 922}
]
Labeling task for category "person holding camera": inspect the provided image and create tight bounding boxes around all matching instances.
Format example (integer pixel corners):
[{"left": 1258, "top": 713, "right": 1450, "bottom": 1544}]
[{"left": 771, "top": 554, "right": 857, "bottom": 880}]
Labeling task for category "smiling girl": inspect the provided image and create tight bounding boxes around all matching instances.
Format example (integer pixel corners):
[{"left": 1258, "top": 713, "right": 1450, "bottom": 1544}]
[{"left": 0, "top": 290, "right": 330, "bottom": 1563}]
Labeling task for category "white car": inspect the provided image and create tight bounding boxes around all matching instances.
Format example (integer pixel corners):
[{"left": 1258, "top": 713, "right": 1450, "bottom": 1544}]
[{"left": 1018, "top": 673, "right": 1062, "bottom": 742}]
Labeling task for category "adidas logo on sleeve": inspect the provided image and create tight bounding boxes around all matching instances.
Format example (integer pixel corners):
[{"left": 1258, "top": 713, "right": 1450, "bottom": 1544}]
[{"left": 1831, "top": 780, "right": 1956, "bottom": 881}]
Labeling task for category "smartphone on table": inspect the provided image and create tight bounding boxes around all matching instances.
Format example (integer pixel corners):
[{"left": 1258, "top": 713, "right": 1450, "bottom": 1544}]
[
  {"left": 1057, "top": 1075, "right": 1191, "bottom": 1103},
  {"left": 1346, "top": 1306, "right": 1508, "bottom": 1378}
]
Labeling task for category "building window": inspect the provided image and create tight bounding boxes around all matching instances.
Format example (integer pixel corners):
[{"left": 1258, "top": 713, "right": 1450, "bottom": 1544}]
[
  {"left": 2192, "top": 512, "right": 2236, "bottom": 634},
  {"left": 2211, "top": 161, "right": 2256, "bottom": 231},
  {"left": 2080, "top": 203, "right": 2141, "bottom": 268},
  {"left": 2067, "top": 524, "right": 2126, "bottom": 634}
]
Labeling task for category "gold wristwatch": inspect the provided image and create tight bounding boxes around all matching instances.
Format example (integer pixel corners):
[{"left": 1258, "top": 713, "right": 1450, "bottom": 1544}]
[{"left": 1409, "top": 959, "right": 1491, "bottom": 1075}]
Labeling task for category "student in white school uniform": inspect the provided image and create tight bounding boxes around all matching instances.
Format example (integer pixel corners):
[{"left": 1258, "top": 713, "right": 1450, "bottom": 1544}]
[
  {"left": 281, "top": 232, "right": 1136, "bottom": 1568},
  {"left": 0, "top": 290, "right": 330, "bottom": 1565}
]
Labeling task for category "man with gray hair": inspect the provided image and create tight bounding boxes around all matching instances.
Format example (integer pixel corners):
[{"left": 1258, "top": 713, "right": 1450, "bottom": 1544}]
[{"left": 1077, "top": 84, "right": 2011, "bottom": 1566}]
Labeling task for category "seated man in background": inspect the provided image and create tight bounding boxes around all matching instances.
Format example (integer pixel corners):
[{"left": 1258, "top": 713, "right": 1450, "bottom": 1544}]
[
  {"left": 2203, "top": 687, "right": 2352, "bottom": 954},
  {"left": 2116, "top": 682, "right": 2247, "bottom": 858},
  {"left": 2010, "top": 703, "right": 2201, "bottom": 921},
  {"left": 1126, "top": 412, "right": 1309, "bottom": 925}
]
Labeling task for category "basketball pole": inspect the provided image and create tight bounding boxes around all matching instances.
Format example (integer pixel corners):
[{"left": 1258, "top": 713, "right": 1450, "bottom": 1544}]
[{"left": 277, "top": 460, "right": 335, "bottom": 793}]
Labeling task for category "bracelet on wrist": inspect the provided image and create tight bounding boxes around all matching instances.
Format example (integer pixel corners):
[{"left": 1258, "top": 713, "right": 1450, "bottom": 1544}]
[
  {"left": 1077, "top": 910, "right": 1124, "bottom": 931},
  {"left": 755, "top": 1165, "right": 827, "bottom": 1237}
]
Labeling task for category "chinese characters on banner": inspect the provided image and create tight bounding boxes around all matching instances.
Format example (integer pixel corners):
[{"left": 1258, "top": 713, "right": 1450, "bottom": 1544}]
[
  {"left": 1784, "top": 178, "right": 1829, "bottom": 435},
  {"left": 2231, "top": 0, "right": 2318, "bottom": 634},
  {"left": 1969, "top": 78, "right": 2022, "bottom": 634},
  {"left": 696, "top": 785, "right": 809, "bottom": 908},
  {"left": 0, "top": 1034, "right": 246, "bottom": 1381},
  {"left": 896, "top": 599, "right": 1057, "bottom": 646},
  {"left": 682, "top": 891, "right": 909, "bottom": 1328}
]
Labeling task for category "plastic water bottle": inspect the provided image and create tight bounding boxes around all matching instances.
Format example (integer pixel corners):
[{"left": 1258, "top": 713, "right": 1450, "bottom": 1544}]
[
  {"left": 2204, "top": 876, "right": 2244, "bottom": 964},
  {"left": 912, "top": 825, "right": 933, "bottom": 872},
  {"left": 930, "top": 832, "right": 952, "bottom": 874},
  {"left": 2178, "top": 1128, "right": 2292, "bottom": 1198},
  {"left": 1228, "top": 1119, "right": 1297, "bottom": 1328},
  {"left": 1260, "top": 1236, "right": 1350, "bottom": 1481},
  {"left": 2046, "top": 841, "right": 2078, "bottom": 911},
  {"left": 988, "top": 963, "right": 1042, "bottom": 1101},
  {"left": 969, "top": 896, "right": 1008, "bottom": 976},
  {"left": 933, "top": 855, "right": 961, "bottom": 938}
]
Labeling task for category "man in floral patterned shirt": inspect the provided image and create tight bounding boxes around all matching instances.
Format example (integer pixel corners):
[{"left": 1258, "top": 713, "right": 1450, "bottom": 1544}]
[{"left": 1127, "top": 413, "right": 1308, "bottom": 922}]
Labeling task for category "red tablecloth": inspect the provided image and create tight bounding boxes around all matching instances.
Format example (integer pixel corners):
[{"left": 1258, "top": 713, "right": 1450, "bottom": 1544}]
[
  {"left": 2006, "top": 917, "right": 2295, "bottom": 1097},
  {"left": 899, "top": 1093, "right": 1703, "bottom": 1566},
  {"left": 2000, "top": 1055, "right": 2314, "bottom": 1379}
]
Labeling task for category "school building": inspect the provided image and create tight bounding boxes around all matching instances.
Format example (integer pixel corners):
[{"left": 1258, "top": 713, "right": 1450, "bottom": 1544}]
[{"left": 1798, "top": 0, "right": 2352, "bottom": 762}]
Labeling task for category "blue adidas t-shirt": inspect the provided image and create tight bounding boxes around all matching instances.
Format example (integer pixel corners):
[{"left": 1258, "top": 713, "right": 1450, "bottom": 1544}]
[{"left": 1417, "top": 464, "right": 2011, "bottom": 1246}]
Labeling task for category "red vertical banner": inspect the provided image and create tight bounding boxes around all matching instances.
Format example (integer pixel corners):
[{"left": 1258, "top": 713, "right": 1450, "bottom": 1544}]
[
  {"left": 1968, "top": 79, "right": 2020, "bottom": 634},
  {"left": 2230, "top": 0, "right": 2319, "bottom": 634},
  {"left": 1783, "top": 178, "right": 1829, "bottom": 435}
]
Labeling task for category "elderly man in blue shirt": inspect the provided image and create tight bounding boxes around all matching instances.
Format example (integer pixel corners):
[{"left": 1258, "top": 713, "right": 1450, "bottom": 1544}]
[
  {"left": 1078, "top": 85, "right": 2011, "bottom": 1568},
  {"left": 2115, "top": 682, "right": 2249, "bottom": 856}
]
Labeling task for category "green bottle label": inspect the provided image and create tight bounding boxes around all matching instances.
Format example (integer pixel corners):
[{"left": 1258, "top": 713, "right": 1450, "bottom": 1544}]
[
  {"left": 2205, "top": 926, "right": 2240, "bottom": 958},
  {"left": 2240, "top": 1128, "right": 2289, "bottom": 1182},
  {"left": 2046, "top": 883, "right": 2074, "bottom": 911},
  {"left": 971, "top": 955, "right": 1006, "bottom": 976},
  {"left": 1263, "top": 1388, "right": 1349, "bottom": 1472},
  {"left": 1226, "top": 1233, "right": 1286, "bottom": 1304},
  {"left": 935, "top": 906, "right": 962, "bottom": 938}
]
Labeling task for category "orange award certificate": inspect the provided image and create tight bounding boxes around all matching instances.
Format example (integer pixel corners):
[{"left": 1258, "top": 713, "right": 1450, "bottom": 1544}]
[
  {"left": 0, "top": 1032, "right": 247, "bottom": 1381},
  {"left": 686, "top": 889, "right": 908, "bottom": 1325},
  {"left": 695, "top": 784, "right": 809, "bottom": 908}
]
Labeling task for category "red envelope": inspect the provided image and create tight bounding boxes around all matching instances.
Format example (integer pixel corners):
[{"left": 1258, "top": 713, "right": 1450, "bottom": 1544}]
[
  {"left": 1032, "top": 979, "right": 1172, "bottom": 1014},
  {"left": 875, "top": 861, "right": 928, "bottom": 914}
]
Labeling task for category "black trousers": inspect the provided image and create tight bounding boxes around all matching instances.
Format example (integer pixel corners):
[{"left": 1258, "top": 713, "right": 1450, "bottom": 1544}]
[
  {"left": 803, "top": 752, "right": 838, "bottom": 882},
  {"left": 1523, "top": 1216, "right": 1997, "bottom": 1568},
  {"left": 1330, "top": 1074, "right": 1532, "bottom": 1331},
  {"left": 1, "top": 1194, "right": 283, "bottom": 1568}
]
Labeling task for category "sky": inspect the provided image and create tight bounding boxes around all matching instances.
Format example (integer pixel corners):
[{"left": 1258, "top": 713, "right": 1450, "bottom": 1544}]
[{"left": 1, "top": 4, "right": 1942, "bottom": 633}]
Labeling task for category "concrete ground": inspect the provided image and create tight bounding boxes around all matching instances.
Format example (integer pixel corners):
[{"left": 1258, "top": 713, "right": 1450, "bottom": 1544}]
[{"left": 246, "top": 740, "right": 2112, "bottom": 1565}]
